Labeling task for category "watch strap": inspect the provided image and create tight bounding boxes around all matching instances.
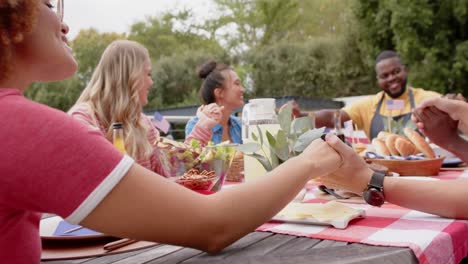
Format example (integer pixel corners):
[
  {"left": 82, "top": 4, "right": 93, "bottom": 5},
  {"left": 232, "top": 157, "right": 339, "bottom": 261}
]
[{"left": 368, "top": 171, "right": 385, "bottom": 191}]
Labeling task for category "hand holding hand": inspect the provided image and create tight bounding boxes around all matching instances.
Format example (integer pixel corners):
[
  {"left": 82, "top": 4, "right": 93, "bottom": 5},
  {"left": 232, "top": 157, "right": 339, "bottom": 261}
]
[
  {"left": 442, "top": 93, "right": 466, "bottom": 102},
  {"left": 297, "top": 136, "right": 342, "bottom": 179},
  {"left": 320, "top": 134, "right": 373, "bottom": 193},
  {"left": 414, "top": 97, "right": 468, "bottom": 135},
  {"left": 413, "top": 106, "right": 459, "bottom": 149},
  {"left": 196, "top": 103, "right": 223, "bottom": 129}
]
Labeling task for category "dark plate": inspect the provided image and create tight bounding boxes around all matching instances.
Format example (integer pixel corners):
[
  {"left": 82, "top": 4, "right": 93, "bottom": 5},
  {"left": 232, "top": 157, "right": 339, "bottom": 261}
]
[
  {"left": 40, "top": 216, "right": 109, "bottom": 241},
  {"left": 442, "top": 157, "right": 463, "bottom": 168}
]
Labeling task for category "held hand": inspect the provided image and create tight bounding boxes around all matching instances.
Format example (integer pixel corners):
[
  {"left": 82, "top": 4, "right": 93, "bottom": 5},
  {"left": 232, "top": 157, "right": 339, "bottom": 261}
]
[
  {"left": 416, "top": 97, "right": 468, "bottom": 135},
  {"left": 196, "top": 104, "right": 223, "bottom": 129},
  {"left": 298, "top": 137, "right": 342, "bottom": 179},
  {"left": 321, "top": 134, "right": 373, "bottom": 193},
  {"left": 413, "top": 107, "right": 459, "bottom": 148},
  {"left": 443, "top": 93, "right": 466, "bottom": 102}
]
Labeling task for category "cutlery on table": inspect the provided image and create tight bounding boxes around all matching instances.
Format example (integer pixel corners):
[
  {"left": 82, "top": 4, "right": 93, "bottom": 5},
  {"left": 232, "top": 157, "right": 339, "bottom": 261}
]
[
  {"left": 103, "top": 238, "right": 139, "bottom": 251},
  {"left": 318, "top": 185, "right": 350, "bottom": 200}
]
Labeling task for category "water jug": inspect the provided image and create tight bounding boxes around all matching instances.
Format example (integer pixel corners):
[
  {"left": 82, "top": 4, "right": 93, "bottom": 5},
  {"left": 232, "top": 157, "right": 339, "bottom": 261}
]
[{"left": 242, "top": 98, "right": 280, "bottom": 180}]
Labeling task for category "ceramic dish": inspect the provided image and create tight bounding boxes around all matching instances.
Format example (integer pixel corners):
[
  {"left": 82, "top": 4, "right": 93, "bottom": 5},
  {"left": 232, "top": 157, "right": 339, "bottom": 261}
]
[
  {"left": 442, "top": 157, "right": 464, "bottom": 167},
  {"left": 368, "top": 157, "right": 444, "bottom": 176},
  {"left": 397, "top": 176, "right": 440, "bottom": 181},
  {"left": 40, "top": 216, "right": 108, "bottom": 241}
]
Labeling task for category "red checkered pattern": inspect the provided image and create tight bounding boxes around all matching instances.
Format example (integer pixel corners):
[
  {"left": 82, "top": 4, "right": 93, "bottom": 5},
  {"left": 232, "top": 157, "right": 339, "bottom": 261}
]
[{"left": 257, "top": 170, "right": 468, "bottom": 264}]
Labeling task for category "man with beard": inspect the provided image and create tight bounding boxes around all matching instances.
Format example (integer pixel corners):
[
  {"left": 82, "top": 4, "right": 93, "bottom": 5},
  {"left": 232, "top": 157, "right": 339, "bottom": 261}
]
[{"left": 315, "top": 50, "right": 440, "bottom": 140}]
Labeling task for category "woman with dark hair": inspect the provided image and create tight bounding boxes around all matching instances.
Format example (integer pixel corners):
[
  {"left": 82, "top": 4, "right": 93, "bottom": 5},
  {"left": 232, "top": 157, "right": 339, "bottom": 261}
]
[{"left": 185, "top": 60, "right": 245, "bottom": 144}]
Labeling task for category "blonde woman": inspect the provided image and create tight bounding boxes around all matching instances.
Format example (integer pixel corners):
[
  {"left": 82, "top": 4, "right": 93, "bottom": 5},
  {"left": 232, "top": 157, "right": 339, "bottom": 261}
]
[{"left": 68, "top": 40, "right": 164, "bottom": 175}]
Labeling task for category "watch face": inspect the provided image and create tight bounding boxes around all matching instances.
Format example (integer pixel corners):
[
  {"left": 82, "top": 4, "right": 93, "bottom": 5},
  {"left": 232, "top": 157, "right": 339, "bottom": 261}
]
[{"left": 364, "top": 188, "right": 385, "bottom": 207}]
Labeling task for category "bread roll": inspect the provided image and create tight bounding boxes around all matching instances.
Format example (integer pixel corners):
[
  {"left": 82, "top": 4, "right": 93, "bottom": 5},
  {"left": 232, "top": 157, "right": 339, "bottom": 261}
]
[
  {"left": 395, "top": 137, "right": 416, "bottom": 156},
  {"left": 403, "top": 128, "right": 435, "bottom": 158},
  {"left": 354, "top": 143, "right": 366, "bottom": 152},
  {"left": 377, "top": 131, "right": 391, "bottom": 141},
  {"left": 372, "top": 138, "right": 390, "bottom": 156},
  {"left": 353, "top": 143, "right": 367, "bottom": 157},
  {"left": 411, "top": 146, "right": 421, "bottom": 155},
  {"left": 385, "top": 134, "right": 400, "bottom": 156}
]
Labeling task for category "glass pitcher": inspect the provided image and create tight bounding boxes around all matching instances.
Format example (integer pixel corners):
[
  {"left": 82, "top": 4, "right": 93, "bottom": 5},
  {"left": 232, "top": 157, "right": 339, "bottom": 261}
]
[
  {"left": 241, "top": 98, "right": 280, "bottom": 180},
  {"left": 242, "top": 98, "right": 278, "bottom": 139}
]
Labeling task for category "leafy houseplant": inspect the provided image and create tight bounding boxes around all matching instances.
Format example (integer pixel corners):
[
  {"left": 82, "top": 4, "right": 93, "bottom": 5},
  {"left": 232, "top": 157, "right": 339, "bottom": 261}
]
[
  {"left": 382, "top": 116, "right": 417, "bottom": 136},
  {"left": 237, "top": 104, "right": 325, "bottom": 171}
]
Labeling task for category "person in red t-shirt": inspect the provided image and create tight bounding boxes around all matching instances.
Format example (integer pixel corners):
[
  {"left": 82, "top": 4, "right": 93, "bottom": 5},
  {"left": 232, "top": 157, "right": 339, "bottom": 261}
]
[{"left": 0, "top": 1, "right": 344, "bottom": 263}]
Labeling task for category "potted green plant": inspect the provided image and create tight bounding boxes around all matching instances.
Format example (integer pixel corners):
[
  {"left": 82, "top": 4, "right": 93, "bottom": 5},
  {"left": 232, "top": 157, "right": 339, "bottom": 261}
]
[
  {"left": 237, "top": 103, "right": 325, "bottom": 171},
  {"left": 382, "top": 116, "right": 417, "bottom": 135}
]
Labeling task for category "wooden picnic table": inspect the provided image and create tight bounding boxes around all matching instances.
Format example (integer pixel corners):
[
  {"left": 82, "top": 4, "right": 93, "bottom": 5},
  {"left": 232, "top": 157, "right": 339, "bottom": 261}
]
[
  {"left": 40, "top": 169, "right": 468, "bottom": 264},
  {"left": 41, "top": 230, "right": 418, "bottom": 264}
]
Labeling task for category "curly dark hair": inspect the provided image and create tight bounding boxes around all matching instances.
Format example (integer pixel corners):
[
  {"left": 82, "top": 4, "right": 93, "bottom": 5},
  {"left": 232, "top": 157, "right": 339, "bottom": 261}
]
[{"left": 0, "top": 0, "right": 39, "bottom": 82}]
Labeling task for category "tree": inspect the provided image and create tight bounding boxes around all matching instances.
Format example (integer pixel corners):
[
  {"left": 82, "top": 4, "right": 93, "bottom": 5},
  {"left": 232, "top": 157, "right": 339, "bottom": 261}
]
[
  {"left": 353, "top": 0, "right": 468, "bottom": 95},
  {"left": 25, "top": 29, "right": 125, "bottom": 111},
  {"left": 247, "top": 35, "right": 374, "bottom": 99},
  {"left": 204, "top": 0, "right": 300, "bottom": 54},
  {"left": 128, "top": 11, "right": 225, "bottom": 60},
  {"left": 146, "top": 49, "right": 230, "bottom": 110},
  {"left": 72, "top": 29, "right": 125, "bottom": 87}
]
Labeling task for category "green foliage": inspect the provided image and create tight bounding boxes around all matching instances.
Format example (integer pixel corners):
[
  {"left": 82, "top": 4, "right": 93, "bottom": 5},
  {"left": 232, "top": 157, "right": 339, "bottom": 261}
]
[
  {"left": 353, "top": 0, "right": 468, "bottom": 95},
  {"left": 72, "top": 29, "right": 126, "bottom": 86},
  {"left": 25, "top": 76, "right": 82, "bottom": 111},
  {"left": 236, "top": 103, "right": 325, "bottom": 171},
  {"left": 296, "top": 0, "right": 355, "bottom": 38},
  {"left": 145, "top": 50, "right": 230, "bottom": 110},
  {"left": 208, "top": 0, "right": 301, "bottom": 53},
  {"left": 382, "top": 116, "right": 417, "bottom": 135},
  {"left": 246, "top": 35, "right": 374, "bottom": 99},
  {"left": 128, "top": 11, "right": 225, "bottom": 59},
  {"left": 25, "top": 29, "right": 125, "bottom": 111}
]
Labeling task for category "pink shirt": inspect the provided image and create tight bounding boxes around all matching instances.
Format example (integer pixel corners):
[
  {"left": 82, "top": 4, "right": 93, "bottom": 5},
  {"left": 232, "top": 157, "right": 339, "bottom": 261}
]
[
  {"left": 0, "top": 89, "right": 134, "bottom": 263},
  {"left": 68, "top": 103, "right": 165, "bottom": 176}
]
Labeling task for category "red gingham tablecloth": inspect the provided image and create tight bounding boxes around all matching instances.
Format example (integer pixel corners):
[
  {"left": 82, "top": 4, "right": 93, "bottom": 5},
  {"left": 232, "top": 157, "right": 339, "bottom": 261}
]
[{"left": 257, "top": 170, "right": 468, "bottom": 264}]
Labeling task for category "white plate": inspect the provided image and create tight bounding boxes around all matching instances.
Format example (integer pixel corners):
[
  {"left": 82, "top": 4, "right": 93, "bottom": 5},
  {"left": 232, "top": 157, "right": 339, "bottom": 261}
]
[
  {"left": 40, "top": 216, "right": 107, "bottom": 241},
  {"left": 398, "top": 176, "right": 439, "bottom": 181},
  {"left": 271, "top": 202, "right": 366, "bottom": 229}
]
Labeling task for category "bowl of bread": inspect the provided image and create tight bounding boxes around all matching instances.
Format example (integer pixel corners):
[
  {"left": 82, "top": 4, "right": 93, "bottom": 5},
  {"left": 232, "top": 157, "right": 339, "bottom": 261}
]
[{"left": 365, "top": 128, "right": 444, "bottom": 176}]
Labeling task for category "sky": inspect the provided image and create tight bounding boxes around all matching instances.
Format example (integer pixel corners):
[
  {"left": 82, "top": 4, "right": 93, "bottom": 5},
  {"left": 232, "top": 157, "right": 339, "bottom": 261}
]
[{"left": 65, "top": 0, "right": 216, "bottom": 40}]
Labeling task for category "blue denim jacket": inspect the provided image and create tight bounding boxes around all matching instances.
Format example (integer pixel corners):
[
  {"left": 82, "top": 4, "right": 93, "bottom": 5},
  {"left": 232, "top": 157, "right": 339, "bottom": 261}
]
[{"left": 185, "top": 115, "right": 243, "bottom": 144}]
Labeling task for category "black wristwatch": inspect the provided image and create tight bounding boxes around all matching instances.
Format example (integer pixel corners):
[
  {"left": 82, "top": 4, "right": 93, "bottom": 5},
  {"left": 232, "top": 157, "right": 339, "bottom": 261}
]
[{"left": 363, "top": 172, "right": 386, "bottom": 207}]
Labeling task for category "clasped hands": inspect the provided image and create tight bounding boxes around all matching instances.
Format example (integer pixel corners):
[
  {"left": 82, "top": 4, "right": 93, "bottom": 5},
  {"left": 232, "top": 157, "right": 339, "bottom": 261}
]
[
  {"left": 302, "top": 134, "right": 373, "bottom": 194},
  {"left": 411, "top": 97, "right": 468, "bottom": 148}
]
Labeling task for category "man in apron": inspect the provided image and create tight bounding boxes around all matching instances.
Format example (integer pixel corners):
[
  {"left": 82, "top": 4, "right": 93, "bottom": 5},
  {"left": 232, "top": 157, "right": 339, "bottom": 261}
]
[{"left": 315, "top": 50, "right": 440, "bottom": 140}]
